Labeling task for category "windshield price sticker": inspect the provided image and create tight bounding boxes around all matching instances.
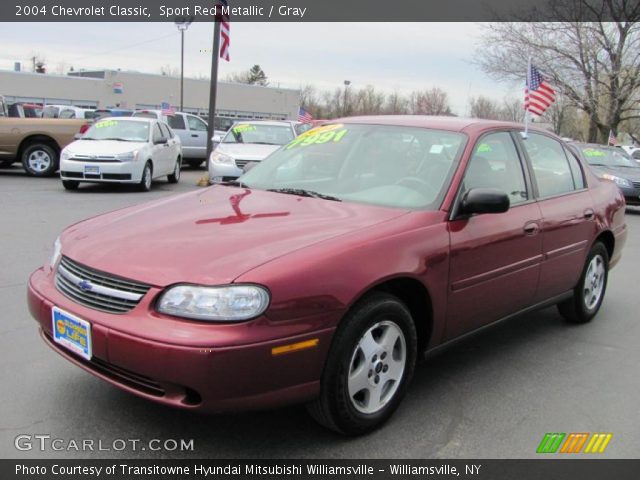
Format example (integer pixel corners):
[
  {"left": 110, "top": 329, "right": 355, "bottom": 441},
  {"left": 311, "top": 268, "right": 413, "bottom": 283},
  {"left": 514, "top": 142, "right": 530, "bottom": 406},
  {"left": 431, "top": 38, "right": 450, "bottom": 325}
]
[
  {"left": 95, "top": 120, "right": 118, "bottom": 129},
  {"left": 583, "top": 149, "right": 606, "bottom": 157},
  {"left": 232, "top": 124, "right": 256, "bottom": 134},
  {"left": 287, "top": 127, "right": 348, "bottom": 149}
]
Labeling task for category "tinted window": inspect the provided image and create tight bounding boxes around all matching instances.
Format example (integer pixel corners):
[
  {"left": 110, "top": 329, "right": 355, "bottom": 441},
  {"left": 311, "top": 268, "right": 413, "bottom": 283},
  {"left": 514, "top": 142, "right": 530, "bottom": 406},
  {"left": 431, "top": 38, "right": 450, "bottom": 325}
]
[
  {"left": 167, "top": 115, "right": 186, "bottom": 130},
  {"left": 295, "top": 123, "right": 313, "bottom": 135},
  {"left": 187, "top": 115, "right": 207, "bottom": 131},
  {"left": 59, "top": 110, "right": 76, "bottom": 119},
  {"left": 633, "top": 150, "right": 640, "bottom": 160},
  {"left": 522, "top": 133, "right": 576, "bottom": 197},
  {"left": 464, "top": 132, "right": 528, "bottom": 205},
  {"left": 42, "top": 106, "right": 59, "bottom": 118}
]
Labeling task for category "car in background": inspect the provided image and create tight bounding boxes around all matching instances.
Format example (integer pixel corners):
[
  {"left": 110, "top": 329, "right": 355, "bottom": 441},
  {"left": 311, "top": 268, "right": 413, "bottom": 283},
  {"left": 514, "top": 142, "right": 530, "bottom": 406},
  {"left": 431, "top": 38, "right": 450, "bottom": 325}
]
[
  {"left": 59, "top": 117, "right": 181, "bottom": 192},
  {"left": 28, "top": 117, "right": 626, "bottom": 434},
  {"left": 208, "top": 120, "right": 299, "bottom": 183},
  {"left": 43, "top": 105, "right": 95, "bottom": 120},
  {"left": 569, "top": 142, "right": 640, "bottom": 206},
  {"left": 93, "top": 108, "right": 134, "bottom": 119},
  {"left": 132, "top": 110, "right": 209, "bottom": 168},
  {"left": 0, "top": 95, "right": 7, "bottom": 116},
  {"left": 8, "top": 103, "right": 43, "bottom": 118}
]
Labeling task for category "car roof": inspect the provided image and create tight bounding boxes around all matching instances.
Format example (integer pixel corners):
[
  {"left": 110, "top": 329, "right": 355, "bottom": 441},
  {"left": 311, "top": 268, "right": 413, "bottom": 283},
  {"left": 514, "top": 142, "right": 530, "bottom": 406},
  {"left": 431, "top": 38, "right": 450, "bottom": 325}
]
[
  {"left": 96, "top": 116, "right": 154, "bottom": 123},
  {"left": 334, "top": 115, "right": 539, "bottom": 134},
  {"left": 231, "top": 120, "right": 296, "bottom": 127}
]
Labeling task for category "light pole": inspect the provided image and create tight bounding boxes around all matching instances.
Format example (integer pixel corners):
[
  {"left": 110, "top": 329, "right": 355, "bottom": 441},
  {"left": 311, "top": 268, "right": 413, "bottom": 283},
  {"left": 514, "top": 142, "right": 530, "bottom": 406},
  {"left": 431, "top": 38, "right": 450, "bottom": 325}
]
[
  {"left": 175, "top": 17, "right": 193, "bottom": 112},
  {"left": 343, "top": 80, "right": 351, "bottom": 116}
]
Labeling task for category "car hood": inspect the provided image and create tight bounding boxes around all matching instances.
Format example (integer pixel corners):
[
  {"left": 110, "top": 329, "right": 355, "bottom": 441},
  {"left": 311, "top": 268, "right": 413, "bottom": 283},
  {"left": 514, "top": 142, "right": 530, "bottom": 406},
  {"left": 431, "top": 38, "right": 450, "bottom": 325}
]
[
  {"left": 590, "top": 164, "right": 640, "bottom": 181},
  {"left": 61, "top": 186, "right": 408, "bottom": 287},
  {"left": 216, "top": 143, "right": 281, "bottom": 160},
  {"left": 66, "top": 139, "right": 147, "bottom": 156}
]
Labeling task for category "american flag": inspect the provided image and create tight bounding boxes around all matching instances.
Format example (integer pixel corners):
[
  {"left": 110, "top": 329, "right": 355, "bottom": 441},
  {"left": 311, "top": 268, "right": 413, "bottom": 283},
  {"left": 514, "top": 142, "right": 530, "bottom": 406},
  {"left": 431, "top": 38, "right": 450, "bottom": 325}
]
[
  {"left": 161, "top": 102, "right": 175, "bottom": 115},
  {"left": 298, "top": 107, "right": 313, "bottom": 123},
  {"left": 525, "top": 63, "right": 556, "bottom": 116},
  {"left": 219, "top": 0, "right": 230, "bottom": 62},
  {"left": 608, "top": 129, "right": 618, "bottom": 146}
]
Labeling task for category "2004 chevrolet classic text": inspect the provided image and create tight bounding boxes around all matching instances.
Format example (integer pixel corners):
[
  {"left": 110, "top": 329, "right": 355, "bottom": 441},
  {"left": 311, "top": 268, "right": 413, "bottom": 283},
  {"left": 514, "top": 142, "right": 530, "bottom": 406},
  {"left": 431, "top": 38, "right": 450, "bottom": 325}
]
[{"left": 28, "top": 117, "right": 626, "bottom": 435}]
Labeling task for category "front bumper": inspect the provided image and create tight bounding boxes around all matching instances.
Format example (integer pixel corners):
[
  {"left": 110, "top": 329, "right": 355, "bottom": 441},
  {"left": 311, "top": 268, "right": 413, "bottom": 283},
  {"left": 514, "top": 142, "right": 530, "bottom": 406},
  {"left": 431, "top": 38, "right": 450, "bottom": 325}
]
[
  {"left": 28, "top": 267, "right": 336, "bottom": 412},
  {"left": 208, "top": 160, "right": 243, "bottom": 184},
  {"left": 60, "top": 158, "right": 144, "bottom": 184}
]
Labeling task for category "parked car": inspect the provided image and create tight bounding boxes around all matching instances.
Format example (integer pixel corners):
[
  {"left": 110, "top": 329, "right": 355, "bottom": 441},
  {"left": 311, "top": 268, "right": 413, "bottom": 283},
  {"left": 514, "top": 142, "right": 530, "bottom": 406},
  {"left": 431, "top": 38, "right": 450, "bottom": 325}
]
[
  {"left": 0, "top": 95, "right": 7, "bottom": 116},
  {"left": 0, "top": 117, "right": 88, "bottom": 175},
  {"left": 93, "top": 108, "right": 134, "bottom": 119},
  {"left": 8, "top": 102, "right": 43, "bottom": 118},
  {"left": 59, "top": 117, "right": 181, "bottom": 191},
  {"left": 208, "top": 120, "right": 300, "bottom": 183},
  {"left": 28, "top": 117, "right": 626, "bottom": 435},
  {"left": 132, "top": 110, "right": 209, "bottom": 168},
  {"left": 42, "top": 105, "right": 95, "bottom": 120},
  {"left": 569, "top": 143, "right": 640, "bottom": 206}
]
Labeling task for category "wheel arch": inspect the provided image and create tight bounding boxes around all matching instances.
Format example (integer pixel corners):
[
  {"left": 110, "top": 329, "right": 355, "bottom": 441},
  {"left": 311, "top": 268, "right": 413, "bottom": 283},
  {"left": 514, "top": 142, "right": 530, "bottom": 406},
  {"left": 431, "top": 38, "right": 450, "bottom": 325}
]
[
  {"left": 594, "top": 230, "right": 615, "bottom": 260},
  {"left": 18, "top": 135, "right": 61, "bottom": 159}
]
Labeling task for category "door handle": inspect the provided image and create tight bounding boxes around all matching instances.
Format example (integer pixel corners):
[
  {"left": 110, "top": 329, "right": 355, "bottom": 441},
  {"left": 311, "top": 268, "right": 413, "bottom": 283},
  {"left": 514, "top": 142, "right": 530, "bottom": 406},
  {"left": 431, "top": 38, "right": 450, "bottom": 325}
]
[
  {"left": 523, "top": 222, "right": 540, "bottom": 235},
  {"left": 191, "top": 134, "right": 199, "bottom": 137},
  {"left": 584, "top": 209, "right": 595, "bottom": 220}
]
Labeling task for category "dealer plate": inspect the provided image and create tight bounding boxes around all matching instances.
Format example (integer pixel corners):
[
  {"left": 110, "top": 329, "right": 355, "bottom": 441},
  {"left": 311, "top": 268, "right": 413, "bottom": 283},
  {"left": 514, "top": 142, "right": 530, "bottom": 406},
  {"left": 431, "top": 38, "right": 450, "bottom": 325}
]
[
  {"left": 84, "top": 165, "right": 100, "bottom": 175},
  {"left": 52, "top": 307, "right": 92, "bottom": 360}
]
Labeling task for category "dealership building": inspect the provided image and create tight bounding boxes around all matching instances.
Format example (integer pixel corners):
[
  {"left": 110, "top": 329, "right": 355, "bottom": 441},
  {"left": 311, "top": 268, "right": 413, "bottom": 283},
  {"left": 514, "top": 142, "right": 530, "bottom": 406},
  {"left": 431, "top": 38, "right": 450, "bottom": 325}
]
[{"left": 0, "top": 69, "right": 300, "bottom": 121}]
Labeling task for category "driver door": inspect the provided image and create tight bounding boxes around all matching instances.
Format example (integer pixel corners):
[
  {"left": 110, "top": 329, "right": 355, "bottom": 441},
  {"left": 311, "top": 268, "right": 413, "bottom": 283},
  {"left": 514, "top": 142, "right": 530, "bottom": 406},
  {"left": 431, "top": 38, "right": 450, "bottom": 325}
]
[{"left": 446, "top": 131, "right": 543, "bottom": 339}]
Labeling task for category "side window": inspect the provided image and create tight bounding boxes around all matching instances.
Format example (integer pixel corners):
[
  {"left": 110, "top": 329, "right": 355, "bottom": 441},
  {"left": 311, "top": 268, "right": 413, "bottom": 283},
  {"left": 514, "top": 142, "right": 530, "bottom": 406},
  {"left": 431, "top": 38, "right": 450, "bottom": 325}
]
[
  {"left": 187, "top": 115, "right": 208, "bottom": 131},
  {"left": 167, "top": 114, "right": 186, "bottom": 130},
  {"left": 152, "top": 123, "right": 164, "bottom": 143},
  {"left": 522, "top": 133, "right": 577, "bottom": 197},
  {"left": 59, "top": 110, "right": 75, "bottom": 119},
  {"left": 295, "top": 123, "right": 313, "bottom": 135},
  {"left": 159, "top": 123, "right": 173, "bottom": 139},
  {"left": 464, "top": 132, "right": 528, "bottom": 206},
  {"left": 564, "top": 147, "right": 586, "bottom": 189}
]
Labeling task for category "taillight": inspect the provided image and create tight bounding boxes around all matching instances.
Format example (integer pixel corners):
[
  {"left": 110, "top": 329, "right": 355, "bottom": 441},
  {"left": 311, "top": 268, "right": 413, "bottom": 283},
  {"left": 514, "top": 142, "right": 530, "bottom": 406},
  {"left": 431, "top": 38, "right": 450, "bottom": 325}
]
[{"left": 79, "top": 123, "right": 90, "bottom": 134}]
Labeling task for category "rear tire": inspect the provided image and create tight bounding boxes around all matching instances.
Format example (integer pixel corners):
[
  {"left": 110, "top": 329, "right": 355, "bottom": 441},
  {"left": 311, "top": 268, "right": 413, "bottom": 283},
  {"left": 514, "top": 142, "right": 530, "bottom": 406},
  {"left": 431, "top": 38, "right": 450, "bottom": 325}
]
[
  {"left": 186, "top": 159, "right": 203, "bottom": 169},
  {"left": 138, "top": 162, "right": 152, "bottom": 192},
  {"left": 168, "top": 158, "right": 181, "bottom": 184},
  {"left": 558, "top": 242, "right": 609, "bottom": 324},
  {"left": 62, "top": 180, "right": 79, "bottom": 191},
  {"left": 307, "top": 292, "right": 417, "bottom": 435},
  {"left": 21, "top": 143, "right": 58, "bottom": 177}
]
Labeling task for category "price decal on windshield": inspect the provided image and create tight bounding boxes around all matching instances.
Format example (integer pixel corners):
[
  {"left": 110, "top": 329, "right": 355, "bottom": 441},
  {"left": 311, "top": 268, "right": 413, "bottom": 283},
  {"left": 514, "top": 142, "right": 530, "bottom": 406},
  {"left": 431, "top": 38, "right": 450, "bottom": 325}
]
[
  {"left": 95, "top": 120, "right": 118, "bottom": 129},
  {"left": 286, "top": 128, "right": 348, "bottom": 149}
]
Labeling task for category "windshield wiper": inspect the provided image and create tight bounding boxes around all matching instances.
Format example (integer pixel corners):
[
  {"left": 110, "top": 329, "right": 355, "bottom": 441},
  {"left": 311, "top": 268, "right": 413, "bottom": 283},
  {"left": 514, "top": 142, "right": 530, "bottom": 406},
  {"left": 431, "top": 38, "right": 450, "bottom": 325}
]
[
  {"left": 102, "top": 137, "right": 138, "bottom": 142},
  {"left": 267, "top": 188, "right": 342, "bottom": 202},
  {"left": 81, "top": 137, "right": 97, "bottom": 140},
  {"left": 251, "top": 141, "right": 280, "bottom": 145}
]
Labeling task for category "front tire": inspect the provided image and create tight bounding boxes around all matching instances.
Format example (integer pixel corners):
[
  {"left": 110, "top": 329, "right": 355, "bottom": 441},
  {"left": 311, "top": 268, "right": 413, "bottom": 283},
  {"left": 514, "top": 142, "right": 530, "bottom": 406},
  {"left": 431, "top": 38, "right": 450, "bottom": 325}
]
[
  {"left": 307, "top": 293, "right": 417, "bottom": 435},
  {"left": 138, "top": 162, "right": 152, "bottom": 192},
  {"left": 168, "top": 158, "right": 181, "bottom": 184},
  {"left": 22, "top": 143, "right": 58, "bottom": 177},
  {"left": 558, "top": 242, "right": 609, "bottom": 324}
]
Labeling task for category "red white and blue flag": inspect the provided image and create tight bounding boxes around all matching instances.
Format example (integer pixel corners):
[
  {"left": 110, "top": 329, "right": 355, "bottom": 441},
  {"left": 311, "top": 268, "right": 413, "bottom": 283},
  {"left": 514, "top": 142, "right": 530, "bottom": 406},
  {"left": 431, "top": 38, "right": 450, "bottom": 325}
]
[
  {"left": 219, "top": 0, "right": 230, "bottom": 62},
  {"left": 525, "top": 63, "right": 556, "bottom": 116},
  {"left": 298, "top": 107, "right": 313, "bottom": 123},
  {"left": 161, "top": 102, "right": 175, "bottom": 115}
]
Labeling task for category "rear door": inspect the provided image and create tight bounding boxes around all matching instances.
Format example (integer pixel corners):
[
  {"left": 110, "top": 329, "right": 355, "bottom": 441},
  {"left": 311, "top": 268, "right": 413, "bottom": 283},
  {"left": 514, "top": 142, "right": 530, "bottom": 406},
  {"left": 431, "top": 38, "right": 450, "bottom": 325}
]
[
  {"left": 446, "top": 131, "right": 543, "bottom": 339},
  {"left": 517, "top": 132, "right": 595, "bottom": 302},
  {"left": 184, "top": 114, "right": 208, "bottom": 158}
]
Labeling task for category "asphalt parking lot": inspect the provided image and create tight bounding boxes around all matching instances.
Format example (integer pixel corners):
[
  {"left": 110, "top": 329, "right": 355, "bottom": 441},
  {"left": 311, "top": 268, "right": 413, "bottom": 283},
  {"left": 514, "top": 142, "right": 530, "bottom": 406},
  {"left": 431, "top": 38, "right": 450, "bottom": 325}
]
[{"left": 1, "top": 165, "right": 639, "bottom": 459}]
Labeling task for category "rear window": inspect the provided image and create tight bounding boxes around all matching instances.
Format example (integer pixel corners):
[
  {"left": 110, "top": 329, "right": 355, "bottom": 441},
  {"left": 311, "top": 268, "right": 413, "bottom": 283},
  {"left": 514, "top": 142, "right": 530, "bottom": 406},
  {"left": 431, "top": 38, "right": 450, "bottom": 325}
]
[
  {"left": 167, "top": 115, "right": 186, "bottom": 130},
  {"left": 42, "top": 106, "right": 60, "bottom": 118}
]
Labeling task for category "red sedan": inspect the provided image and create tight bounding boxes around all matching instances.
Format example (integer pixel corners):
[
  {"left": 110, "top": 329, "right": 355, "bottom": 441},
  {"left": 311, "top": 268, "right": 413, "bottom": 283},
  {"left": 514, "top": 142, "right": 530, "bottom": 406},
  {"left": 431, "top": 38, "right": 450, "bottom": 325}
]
[{"left": 28, "top": 117, "right": 627, "bottom": 435}]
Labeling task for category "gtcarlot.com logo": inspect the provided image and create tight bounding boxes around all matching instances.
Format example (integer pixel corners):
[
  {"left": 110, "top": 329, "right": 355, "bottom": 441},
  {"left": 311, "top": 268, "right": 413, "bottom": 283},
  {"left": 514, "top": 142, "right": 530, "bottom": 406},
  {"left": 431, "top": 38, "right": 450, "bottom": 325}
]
[
  {"left": 14, "top": 434, "right": 194, "bottom": 452},
  {"left": 536, "top": 433, "right": 613, "bottom": 454}
]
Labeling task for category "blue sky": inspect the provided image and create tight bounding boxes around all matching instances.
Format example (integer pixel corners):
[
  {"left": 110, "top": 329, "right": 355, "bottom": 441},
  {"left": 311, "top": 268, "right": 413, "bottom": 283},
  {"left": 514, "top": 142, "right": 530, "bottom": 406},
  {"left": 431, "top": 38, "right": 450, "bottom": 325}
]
[{"left": 0, "top": 22, "right": 523, "bottom": 114}]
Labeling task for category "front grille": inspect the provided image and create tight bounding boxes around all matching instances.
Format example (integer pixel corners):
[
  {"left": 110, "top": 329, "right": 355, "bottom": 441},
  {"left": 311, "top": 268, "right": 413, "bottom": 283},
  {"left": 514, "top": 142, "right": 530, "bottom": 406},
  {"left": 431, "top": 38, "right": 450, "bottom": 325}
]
[
  {"left": 55, "top": 256, "right": 151, "bottom": 314},
  {"left": 632, "top": 181, "right": 640, "bottom": 189},
  {"left": 69, "top": 155, "right": 119, "bottom": 162},
  {"left": 91, "top": 357, "right": 166, "bottom": 397},
  {"left": 235, "top": 159, "right": 255, "bottom": 169},
  {"left": 102, "top": 173, "right": 132, "bottom": 180}
]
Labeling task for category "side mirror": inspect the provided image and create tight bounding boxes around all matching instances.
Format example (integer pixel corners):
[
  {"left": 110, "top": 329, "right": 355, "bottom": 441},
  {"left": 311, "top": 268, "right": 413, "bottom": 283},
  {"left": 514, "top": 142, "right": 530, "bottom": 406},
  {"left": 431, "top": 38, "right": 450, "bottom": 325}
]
[
  {"left": 154, "top": 137, "right": 168, "bottom": 145},
  {"left": 460, "top": 188, "right": 510, "bottom": 216},
  {"left": 212, "top": 134, "right": 222, "bottom": 144}
]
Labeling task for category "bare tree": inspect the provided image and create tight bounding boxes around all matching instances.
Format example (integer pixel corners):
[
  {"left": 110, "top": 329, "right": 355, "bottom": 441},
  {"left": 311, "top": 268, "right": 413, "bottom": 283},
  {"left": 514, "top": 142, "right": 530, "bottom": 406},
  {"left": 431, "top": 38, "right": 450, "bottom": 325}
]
[
  {"left": 469, "top": 96, "right": 502, "bottom": 120},
  {"left": 384, "top": 90, "right": 409, "bottom": 114},
  {"left": 476, "top": 4, "right": 640, "bottom": 142},
  {"left": 410, "top": 87, "right": 453, "bottom": 115}
]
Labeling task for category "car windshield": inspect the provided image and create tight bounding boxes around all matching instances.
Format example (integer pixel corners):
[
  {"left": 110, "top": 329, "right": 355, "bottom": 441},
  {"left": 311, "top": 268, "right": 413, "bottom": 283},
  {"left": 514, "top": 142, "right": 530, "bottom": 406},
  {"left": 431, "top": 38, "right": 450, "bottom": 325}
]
[
  {"left": 237, "top": 123, "right": 466, "bottom": 210},
  {"left": 82, "top": 119, "right": 149, "bottom": 142},
  {"left": 223, "top": 123, "right": 295, "bottom": 145},
  {"left": 578, "top": 145, "right": 638, "bottom": 168}
]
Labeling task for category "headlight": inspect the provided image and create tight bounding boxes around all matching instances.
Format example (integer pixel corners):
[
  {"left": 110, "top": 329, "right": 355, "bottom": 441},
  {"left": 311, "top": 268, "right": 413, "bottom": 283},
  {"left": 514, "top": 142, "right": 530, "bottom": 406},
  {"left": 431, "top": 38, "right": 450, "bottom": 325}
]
[
  {"left": 61, "top": 150, "right": 72, "bottom": 161},
  {"left": 602, "top": 173, "right": 632, "bottom": 188},
  {"left": 210, "top": 151, "right": 234, "bottom": 165},
  {"left": 115, "top": 151, "right": 138, "bottom": 162},
  {"left": 157, "top": 284, "right": 270, "bottom": 321},
  {"left": 49, "top": 236, "right": 62, "bottom": 270}
]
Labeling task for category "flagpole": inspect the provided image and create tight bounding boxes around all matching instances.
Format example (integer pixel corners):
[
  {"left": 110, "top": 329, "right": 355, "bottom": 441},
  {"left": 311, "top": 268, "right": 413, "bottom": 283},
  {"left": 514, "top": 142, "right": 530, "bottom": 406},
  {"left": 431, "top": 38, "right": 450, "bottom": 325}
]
[
  {"left": 523, "top": 56, "right": 531, "bottom": 139},
  {"left": 206, "top": 17, "right": 221, "bottom": 160}
]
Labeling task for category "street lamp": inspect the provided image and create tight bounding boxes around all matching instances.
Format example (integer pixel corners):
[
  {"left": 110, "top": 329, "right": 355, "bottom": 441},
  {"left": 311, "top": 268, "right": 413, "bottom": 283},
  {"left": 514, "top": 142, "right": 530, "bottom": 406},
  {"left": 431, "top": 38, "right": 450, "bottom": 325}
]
[
  {"left": 175, "top": 17, "right": 193, "bottom": 112},
  {"left": 343, "top": 80, "right": 351, "bottom": 116}
]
